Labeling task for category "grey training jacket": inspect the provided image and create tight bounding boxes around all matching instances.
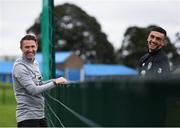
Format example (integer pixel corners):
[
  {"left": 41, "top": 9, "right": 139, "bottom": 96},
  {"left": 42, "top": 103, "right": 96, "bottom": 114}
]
[{"left": 12, "top": 56, "right": 56, "bottom": 123}]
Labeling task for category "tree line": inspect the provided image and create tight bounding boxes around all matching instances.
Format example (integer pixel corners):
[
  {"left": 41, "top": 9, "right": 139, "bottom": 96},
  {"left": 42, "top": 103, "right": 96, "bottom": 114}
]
[{"left": 27, "top": 3, "right": 180, "bottom": 71}]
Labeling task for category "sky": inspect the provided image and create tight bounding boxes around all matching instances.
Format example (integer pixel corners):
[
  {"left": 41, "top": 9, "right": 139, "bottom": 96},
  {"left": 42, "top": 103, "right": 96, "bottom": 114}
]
[{"left": 0, "top": 0, "right": 180, "bottom": 56}]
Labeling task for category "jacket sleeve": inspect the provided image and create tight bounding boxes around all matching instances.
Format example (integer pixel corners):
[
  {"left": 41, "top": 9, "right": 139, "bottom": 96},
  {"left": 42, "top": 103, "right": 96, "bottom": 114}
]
[{"left": 13, "top": 64, "right": 56, "bottom": 96}]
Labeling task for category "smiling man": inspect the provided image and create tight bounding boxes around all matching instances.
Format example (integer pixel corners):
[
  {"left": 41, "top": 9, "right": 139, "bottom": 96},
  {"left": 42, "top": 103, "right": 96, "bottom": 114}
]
[
  {"left": 137, "top": 26, "right": 170, "bottom": 78},
  {"left": 12, "top": 35, "right": 68, "bottom": 127}
]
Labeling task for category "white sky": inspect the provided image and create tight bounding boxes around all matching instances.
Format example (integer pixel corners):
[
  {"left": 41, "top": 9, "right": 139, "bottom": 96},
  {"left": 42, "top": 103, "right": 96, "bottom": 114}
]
[{"left": 0, "top": 0, "right": 180, "bottom": 56}]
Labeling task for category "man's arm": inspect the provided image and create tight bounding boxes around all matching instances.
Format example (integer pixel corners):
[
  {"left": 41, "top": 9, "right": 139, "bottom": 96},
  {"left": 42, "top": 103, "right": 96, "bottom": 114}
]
[{"left": 13, "top": 64, "right": 66, "bottom": 95}]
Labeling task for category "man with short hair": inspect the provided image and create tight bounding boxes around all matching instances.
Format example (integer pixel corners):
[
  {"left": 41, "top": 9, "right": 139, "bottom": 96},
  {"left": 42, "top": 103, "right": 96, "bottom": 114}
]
[
  {"left": 137, "top": 26, "right": 170, "bottom": 78},
  {"left": 12, "top": 35, "right": 67, "bottom": 127}
]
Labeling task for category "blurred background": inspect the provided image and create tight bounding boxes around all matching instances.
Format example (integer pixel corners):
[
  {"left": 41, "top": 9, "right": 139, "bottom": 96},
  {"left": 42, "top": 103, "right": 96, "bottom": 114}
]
[{"left": 0, "top": 0, "right": 180, "bottom": 127}]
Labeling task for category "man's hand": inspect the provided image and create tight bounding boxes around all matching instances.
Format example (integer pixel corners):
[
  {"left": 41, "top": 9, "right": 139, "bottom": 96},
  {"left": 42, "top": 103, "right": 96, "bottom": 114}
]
[{"left": 53, "top": 77, "right": 68, "bottom": 85}]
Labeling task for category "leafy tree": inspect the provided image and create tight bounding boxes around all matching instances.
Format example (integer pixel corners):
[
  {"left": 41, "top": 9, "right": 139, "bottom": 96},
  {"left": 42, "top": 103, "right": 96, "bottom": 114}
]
[
  {"left": 174, "top": 32, "right": 180, "bottom": 54},
  {"left": 172, "top": 32, "right": 180, "bottom": 69},
  {"left": 27, "top": 3, "right": 116, "bottom": 64},
  {"left": 117, "top": 25, "right": 180, "bottom": 70}
]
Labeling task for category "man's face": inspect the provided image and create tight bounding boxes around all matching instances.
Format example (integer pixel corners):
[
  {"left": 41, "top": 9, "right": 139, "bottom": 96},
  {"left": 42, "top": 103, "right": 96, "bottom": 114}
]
[
  {"left": 21, "top": 40, "right": 38, "bottom": 60},
  {"left": 147, "top": 31, "right": 165, "bottom": 53}
]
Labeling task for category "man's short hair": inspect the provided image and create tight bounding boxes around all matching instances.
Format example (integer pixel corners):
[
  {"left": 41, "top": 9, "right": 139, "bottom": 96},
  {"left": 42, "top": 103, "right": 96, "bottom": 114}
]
[
  {"left": 20, "top": 35, "right": 37, "bottom": 48},
  {"left": 150, "top": 26, "right": 167, "bottom": 37}
]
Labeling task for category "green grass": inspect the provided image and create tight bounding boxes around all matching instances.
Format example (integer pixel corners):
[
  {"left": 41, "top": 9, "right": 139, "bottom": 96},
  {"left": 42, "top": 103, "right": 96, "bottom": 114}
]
[
  {"left": 0, "top": 85, "right": 16, "bottom": 105},
  {"left": 0, "top": 82, "right": 16, "bottom": 127},
  {"left": 0, "top": 90, "right": 16, "bottom": 105},
  {"left": 0, "top": 104, "right": 16, "bottom": 127}
]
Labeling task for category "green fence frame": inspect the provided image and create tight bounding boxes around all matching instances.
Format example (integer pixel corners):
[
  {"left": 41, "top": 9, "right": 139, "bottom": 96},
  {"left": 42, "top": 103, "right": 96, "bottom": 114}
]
[{"left": 41, "top": 0, "right": 55, "bottom": 80}]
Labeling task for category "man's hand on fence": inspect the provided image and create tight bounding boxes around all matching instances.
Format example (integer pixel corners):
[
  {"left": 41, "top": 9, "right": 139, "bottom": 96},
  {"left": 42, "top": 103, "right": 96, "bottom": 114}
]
[{"left": 53, "top": 77, "right": 68, "bottom": 85}]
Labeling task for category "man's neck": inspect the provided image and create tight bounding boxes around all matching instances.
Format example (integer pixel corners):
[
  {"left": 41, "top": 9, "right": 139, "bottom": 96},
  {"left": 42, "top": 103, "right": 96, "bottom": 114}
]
[
  {"left": 22, "top": 55, "right": 35, "bottom": 63},
  {"left": 148, "top": 48, "right": 161, "bottom": 55}
]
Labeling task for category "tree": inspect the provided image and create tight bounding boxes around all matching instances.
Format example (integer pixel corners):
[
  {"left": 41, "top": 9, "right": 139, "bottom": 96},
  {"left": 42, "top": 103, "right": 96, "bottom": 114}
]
[
  {"left": 117, "top": 25, "right": 180, "bottom": 70},
  {"left": 172, "top": 32, "right": 180, "bottom": 69},
  {"left": 27, "top": 3, "right": 116, "bottom": 64},
  {"left": 174, "top": 32, "right": 180, "bottom": 54}
]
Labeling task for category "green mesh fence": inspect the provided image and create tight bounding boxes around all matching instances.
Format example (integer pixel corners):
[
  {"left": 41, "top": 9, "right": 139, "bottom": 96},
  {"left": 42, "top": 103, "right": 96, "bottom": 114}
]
[
  {"left": 44, "top": 77, "right": 180, "bottom": 127},
  {"left": 40, "top": 0, "right": 180, "bottom": 127}
]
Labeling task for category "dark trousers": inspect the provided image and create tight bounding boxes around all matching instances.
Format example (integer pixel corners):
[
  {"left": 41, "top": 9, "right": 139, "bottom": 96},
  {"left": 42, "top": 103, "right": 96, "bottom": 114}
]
[{"left": 17, "top": 118, "right": 48, "bottom": 127}]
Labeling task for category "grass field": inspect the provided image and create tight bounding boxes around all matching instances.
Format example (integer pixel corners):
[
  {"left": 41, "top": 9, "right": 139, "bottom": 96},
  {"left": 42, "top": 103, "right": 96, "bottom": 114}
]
[
  {"left": 0, "top": 104, "right": 16, "bottom": 127},
  {"left": 0, "top": 82, "right": 16, "bottom": 127}
]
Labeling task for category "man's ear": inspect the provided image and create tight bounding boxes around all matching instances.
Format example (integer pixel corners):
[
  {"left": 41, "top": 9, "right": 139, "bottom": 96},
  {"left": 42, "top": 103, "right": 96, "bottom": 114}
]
[
  {"left": 147, "top": 37, "right": 150, "bottom": 43},
  {"left": 36, "top": 44, "right": 38, "bottom": 50},
  {"left": 162, "top": 38, "right": 167, "bottom": 46}
]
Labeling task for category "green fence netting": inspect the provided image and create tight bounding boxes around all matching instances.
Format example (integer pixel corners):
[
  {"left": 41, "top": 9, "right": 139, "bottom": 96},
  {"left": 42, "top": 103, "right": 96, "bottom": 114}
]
[{"left": 44, "top": 77, "right": 180, "bottom": 127}]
